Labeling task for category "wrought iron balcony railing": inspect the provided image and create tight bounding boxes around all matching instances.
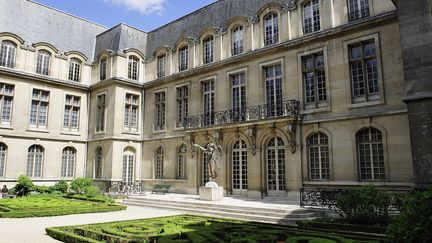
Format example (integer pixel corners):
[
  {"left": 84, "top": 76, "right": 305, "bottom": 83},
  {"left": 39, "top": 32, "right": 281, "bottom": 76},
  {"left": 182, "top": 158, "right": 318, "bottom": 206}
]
[
  {"left": 183, "top": 99, "right": 300, "bottom": 130},
  {"left": 348, "top": 8, "right": 370, "bottom": 22}
]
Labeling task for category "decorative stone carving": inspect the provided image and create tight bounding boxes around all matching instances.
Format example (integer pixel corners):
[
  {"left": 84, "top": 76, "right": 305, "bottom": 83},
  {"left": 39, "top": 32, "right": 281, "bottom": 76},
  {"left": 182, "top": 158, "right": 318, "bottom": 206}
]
[
  {"left": 247, "top": 16, "right": 260, "bottom": 25},
  {"left": 282, "top": 0, "right": 298, "bottom": 12},
  {"left": 246, "top": 126, "right": 257, "bottom": 155},
  {"left": 286, "top": 121, "right": 298, "bottom": 154}
]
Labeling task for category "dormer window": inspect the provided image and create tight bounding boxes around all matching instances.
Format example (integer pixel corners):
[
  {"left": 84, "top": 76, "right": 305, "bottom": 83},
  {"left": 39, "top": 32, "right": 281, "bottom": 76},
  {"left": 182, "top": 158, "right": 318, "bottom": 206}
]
[
  {"left": 36, "top": 50, "right": 51, "bottom": 76},
  {"left": 203, "top": 36, "right": 214, "bottom": 64},
  {"left": 128, "top": 55, "right": 139, "bottom": 80},
  {"left": 157, "top": 54, "right": 167, "bottom": 78},
  {"left": 99, "top": 57, "right": 107, "bottom": 81},
  {"left": 264, "top": 13, "right": 279, "bottom": 46},
  {"left": 348, "top": 0, "right": 370, "bottom": 21},
  {"left": 178, "top": 46, "right": 188, "bottom": 72},
  {"left": 231, "top": 26, "right": 244, "bottom": 55},
  {"left": 303, "top": 0, "right": 320, "bottom": 34},
  {"left": 68, "top": 58, "right": 81, "bottom": 82},
  {"left": 0, "top": 41, "right": 16, "bottom": 68}
]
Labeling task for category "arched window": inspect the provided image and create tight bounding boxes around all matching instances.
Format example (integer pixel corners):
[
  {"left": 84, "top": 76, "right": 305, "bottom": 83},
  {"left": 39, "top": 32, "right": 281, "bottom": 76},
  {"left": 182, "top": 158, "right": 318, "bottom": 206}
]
[
  {"left": 177, "top": 144, "right": 187, "bottom": 179},
  {"left": 348, "top": 0, "right": 370, "bottom": 21},
  {"left": 303, "top": 0, "right": 321, "bottom": 34},
  {"left": 267, "top": 137, "right": 285, "bottom": 193},
  {"left": 128, "top": 55, "right": 139, "bottom": 80},
  {"left": 123, "top": 147, "right": 135, "bottom": 184},
  {"left": 307, "top": 132, "right": 330, "bottom": 180},
  {"left": 99, "top": 57, "right": 107, "bottom": 81},
  {"left": 357, "top": 127, "right": 385, "bottom": 180},
  {"left": 232, "top": 140, "right": 247, "bottom": 191},
  {"left": 178, "top": 45, "right": 188, "bottom": 71},
  {"left": 0, "top": 143, "right": 7, "bottom": 177},
  {"left": 61, "top": 147, "right": 76, "bottom": 178},
  {"left": 94, "top": 147, "right": 103, "bottom": 179},
  {"left": 0, "top": 41, "right": 16, "bottom": 68},
  {"left": 36, "top": 50, "right": 51, "bottom": 75},
  {"left": 231, "top": 26, "right": 244, "bottom": 55},
  {"left": 203, "top": 36, "right": 214, "bottom": 64},
  {"left": 264, "top": 13, "right": 279, "bottom": 46},
  {"left": 155, "top": 146, "right": 164, "bottom": 179},
  {"left": 27, "top": 145, "right": 44, "bottom": 178},
  {"left": 68, "top": 58, "right": 81, "bottom": 82}
]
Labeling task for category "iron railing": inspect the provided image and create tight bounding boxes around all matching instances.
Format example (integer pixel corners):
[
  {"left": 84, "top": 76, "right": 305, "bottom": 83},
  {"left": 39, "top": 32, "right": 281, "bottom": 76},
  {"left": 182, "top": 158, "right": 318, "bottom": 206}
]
[
  {"left": 348, "top": 8, "right": 370, "bottom": 22},
  {"left": 184, "top": 99, "right": 300, "bottom": 130}
]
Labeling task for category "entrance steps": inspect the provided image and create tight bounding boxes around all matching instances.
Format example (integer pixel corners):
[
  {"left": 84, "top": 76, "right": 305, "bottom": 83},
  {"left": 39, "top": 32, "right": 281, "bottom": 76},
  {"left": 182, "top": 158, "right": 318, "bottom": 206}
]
[{"left": 122, "top": 195, "right": 315, "bottom": 225}]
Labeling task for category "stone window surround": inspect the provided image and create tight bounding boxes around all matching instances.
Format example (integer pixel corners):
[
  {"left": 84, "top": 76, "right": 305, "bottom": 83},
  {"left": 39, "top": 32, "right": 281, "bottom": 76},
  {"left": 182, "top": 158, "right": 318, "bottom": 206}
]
[
  {"left": 258, "top": 57, "right": 285, "bottom": 107},
  {"left": 95, "top": 91, "right": 107, "bottom": 134},
  {"left": 153, "top": 88, "right": 167, "bottom": 133},
  {"left": 62, "top": 93, "right": 81, "bottom": 133},
  {"left": 226, "top": 67, "right": 249, "bottom": 110},
  {"left": 122, "top": 91, "right": 140, "bottom": 135},
  {"left": 174, "top": 83, "right": 190, "bottom": 130}
]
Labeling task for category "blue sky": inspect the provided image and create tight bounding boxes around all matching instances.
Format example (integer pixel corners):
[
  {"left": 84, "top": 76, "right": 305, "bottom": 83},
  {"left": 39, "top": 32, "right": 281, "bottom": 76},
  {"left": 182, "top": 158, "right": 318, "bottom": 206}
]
[{"left": 34, "top": 0, "right": 215, "bottom": 31}]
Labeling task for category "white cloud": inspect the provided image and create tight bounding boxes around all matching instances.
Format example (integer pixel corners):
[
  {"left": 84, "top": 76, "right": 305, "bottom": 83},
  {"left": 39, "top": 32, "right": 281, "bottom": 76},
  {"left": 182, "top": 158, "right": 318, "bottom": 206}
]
[{"left": 103, "top": 0, "right": 166, "bottom": 15}]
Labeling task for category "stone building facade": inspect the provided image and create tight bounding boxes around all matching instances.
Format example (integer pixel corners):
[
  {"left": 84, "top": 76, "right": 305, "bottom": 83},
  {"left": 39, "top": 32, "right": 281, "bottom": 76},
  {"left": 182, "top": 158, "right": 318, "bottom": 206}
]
[{"left": 0, "top": 0, "right": 418, "bottom": 197}]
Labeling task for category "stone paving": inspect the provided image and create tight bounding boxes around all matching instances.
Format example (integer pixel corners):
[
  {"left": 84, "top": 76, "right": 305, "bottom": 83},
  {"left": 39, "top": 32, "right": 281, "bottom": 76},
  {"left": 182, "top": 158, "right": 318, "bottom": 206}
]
[{"left": 0, "top": 205, "right": 181, "bottom": 243}]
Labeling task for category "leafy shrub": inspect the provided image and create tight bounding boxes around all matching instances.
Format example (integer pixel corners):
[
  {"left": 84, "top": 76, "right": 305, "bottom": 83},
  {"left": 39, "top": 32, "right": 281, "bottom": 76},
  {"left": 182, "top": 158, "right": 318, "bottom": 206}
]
[
  {"left": 33, "top": 185, "right": 51, "bottom": 194},
  {"left": 51, "top": 180, "right": 69, "bottom": 194},
  {"left": 387, "top": 188, "right": 432, "bottom": 242},
  {"left": 336, "top": 185, "right": 391, "bottom": 225},
  {"left": 70, "top": 178, "right": 93, "bottom": 195},
  {"left": 15, "top": 175, "right": 34, "bottom": 196}
]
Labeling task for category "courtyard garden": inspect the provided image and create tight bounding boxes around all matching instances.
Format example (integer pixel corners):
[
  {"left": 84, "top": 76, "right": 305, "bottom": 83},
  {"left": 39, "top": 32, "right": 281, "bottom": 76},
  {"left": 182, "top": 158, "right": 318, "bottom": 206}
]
[
  {"left": 46, "top": 215, "right": 385, "bottom": 243},
  {"left": 0, "top": 176, "right": 126, "bottom": 218}
]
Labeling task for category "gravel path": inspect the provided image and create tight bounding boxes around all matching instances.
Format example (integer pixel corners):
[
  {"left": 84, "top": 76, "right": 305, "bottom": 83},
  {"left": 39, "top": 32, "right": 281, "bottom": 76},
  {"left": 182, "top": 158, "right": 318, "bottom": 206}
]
[{"left": 0, "top": 206, "right": 181, "bottom": 243}]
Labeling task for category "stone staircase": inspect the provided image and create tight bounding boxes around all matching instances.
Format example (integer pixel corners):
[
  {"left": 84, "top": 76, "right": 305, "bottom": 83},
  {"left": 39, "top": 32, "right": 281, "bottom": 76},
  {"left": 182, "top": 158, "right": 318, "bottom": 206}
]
[{"left": 122, "top": 196, "right": 315, "bottom": 225}]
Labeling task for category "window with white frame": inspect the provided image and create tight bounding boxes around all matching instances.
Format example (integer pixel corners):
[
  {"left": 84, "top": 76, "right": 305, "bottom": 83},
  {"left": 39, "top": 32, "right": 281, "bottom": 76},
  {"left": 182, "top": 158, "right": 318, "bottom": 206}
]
[
  {"left": 307, "top": 132, "right": 330, "bottom": 180},
  {"left": 128, "top": 56, "right": 139, "bottom": 80},
  {"left": 265, "top": 65, "right": 283, "bottom": 117},
  {"left": 63, "top": 95, "right": 80, "bottom": 131},
  {"left": 0, "top": 83, "right": 14, "bottom": 124},
  {"left": 176, "top": 86, "right": 188, "bottom": 128},
  {"left": 267, "top": 137, "right": 286, "bottom": 192},
  {"left": 303, "top": 0, "right": 320, "bottom": 34},
  {"left": 0, "top": 41, "right": 16, "bottom": 68},
  {"left": 178, "top": 46, "right": 188, "bottom": 71},
  {"left": 27, "top": 145, "right": 44, "bottom": 178},
  {"left": 29, "top": 89, "right": 49, "bottom": 128},
  {"left": 96, "top": 93, "right": 106, "bottom": 132},
  {"left": 349, "top": 39, "right": 379, "bottom": 103},
  {"left": 0, "top": 143, "right": 7, "bottom": 178},
  {"left": 122, "top": 147, "right": 135, "bottom": 184},
  {"left": 154, "top": 91, "right": 166, "bottom": 131},
  {"left": 231, "top": 73, "right": 246, "bottom": 122},
  {"left": 157, "top": 54, "right": 167, "bottom": 78},
  {"left": 264, "top": 13, "right": 279, "bottom": 46},
  {"left": 203, "top": 36, "right": 214, "bottom": 64},
  {"left": 99, "top": 57, "right": 107, "bottom": 81},
  {"left": 155, "top": 146, "right": 164, "bottom": 179},
  {"left": 202, "top": 80, "right": 215, "bottom": 126},
  {"left": 68, "top": 58, "right": 81, "bottom": 82},
  {"left": 177, "top": 144, "right": 187, "bottom": 179},
  {"left": 61, "top": 147, "right": 76, "bottom": 178},
  {"left": 348, "top": 0, "right": 370, "bottom": 21},
  {"left": 232, "top": 140, "right": 248, "bottom": 191},
  {"left": 124, "top": 93, "right": 139, "bottom": 132},
  {"left": 357, "top": 127, "right": 385, "bottom": 181},
  {"left": 36, "top": 50, "right": 50, "bottom": 75},
  {"left": 302, "top": 53, "right": 327, "bottom": 109},
  {"left": 203, "top": 150, "right": 210, "bottom": 185},
  {"left": 94, "top": 147, "right": 103, "bottom": 179},
  {"left": 231, "top": 26, "right": 244, "bottom": 55}
]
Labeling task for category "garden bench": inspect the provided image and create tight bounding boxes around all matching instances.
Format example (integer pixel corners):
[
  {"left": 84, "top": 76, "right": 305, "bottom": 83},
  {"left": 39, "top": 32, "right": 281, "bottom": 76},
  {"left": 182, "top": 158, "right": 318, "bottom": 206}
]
[{"left": 151, "top": 184, "right": 171, "bottom": 194}]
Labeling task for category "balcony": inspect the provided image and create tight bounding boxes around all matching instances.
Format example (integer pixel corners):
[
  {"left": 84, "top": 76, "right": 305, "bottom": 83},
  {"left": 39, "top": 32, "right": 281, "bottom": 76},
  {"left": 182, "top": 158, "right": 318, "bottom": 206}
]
[
  {"left": 348, "top": 8, "right": 370, "bottom": 22},
  {"left": 184, "top": 99, "right": 300, "bottom": 130}
]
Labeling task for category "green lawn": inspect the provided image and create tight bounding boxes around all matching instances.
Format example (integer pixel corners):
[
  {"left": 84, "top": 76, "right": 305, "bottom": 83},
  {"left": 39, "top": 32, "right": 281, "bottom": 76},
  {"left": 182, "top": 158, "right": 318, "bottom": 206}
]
[
  {"left": 0, "top": 195, "right": 126, "bottom": 218},
  {"left": 46, "top": 215, "right": 385, "bottom": 243}
]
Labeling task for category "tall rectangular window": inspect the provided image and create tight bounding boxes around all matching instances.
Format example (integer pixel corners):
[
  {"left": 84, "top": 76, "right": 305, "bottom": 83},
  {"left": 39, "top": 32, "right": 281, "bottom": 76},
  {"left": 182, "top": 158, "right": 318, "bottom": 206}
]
[
  {"left": 231, "top": 26, "right": 244, "bottom": 55},
  {"left": 0, "top": 83, "right": 14, "bottom": 124},
  {"left": 203, "top": 80, "right": 215, "bottom": 126},
  {"left": 99, "top": 58, "right": 107, "bottom": 81},
  {"left": 302, "top": 53, "right": 327, "bottom": 109},
  {"left": 124, "top": 93, "right": 139, "bottom": 132},
  {"left": 176, "top": 86, "right": 188, "bottom": 128},
  {"left": 0, "top": 41, "right": 16, "bottom": 68},
  {"left": 63, "top": 95, "right": 80, "bottom": 131},
  {"left": 349, "top": 40, "right": 379, "bottom": 103},
  {"left": 96, "top": 94, "right": 106, "bottom": 132},
  {"left": 157, "top": 54, "right": 166, "bottom": 78},
  {"left": 203, "top": 36, "right": 214, "bottom": 64},
  {"left": 128, "top": 56, "right": 139, "bottom": 80},
  {"left": 265, "top": 65, "right": 283, "bottom": 117},
  {"left": 30, "top": 89, "right": 49, "bottom": 128},
  {"left": 154, "top": 91, "right": 166, "bottom": 131},
  {"left": 231, "top": 73, "right": 246, "bottom": 122},
  {"left": 179, "top": 46, "right": 189, "bottom": 71},
  {"left": 348, "top": 0, "right": 370, "bottom": 21},
  {"left": 264, "top": 13, "right": 279, "bottom": 46},
  {"left": 303, "top": 0, "right": 320, "bottom": 34},
  {"left": 68, "top": 58, "right": 81, "bottom": 82},
  {"left": 36, "top": 50, "right": 50, "bottom": 76}
]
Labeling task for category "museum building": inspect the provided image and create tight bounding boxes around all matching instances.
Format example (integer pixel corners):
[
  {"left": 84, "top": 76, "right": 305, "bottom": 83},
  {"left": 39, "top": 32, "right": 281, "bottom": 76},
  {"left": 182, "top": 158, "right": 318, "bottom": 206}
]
[{"left": 0, "top": 0, "right": 414, "bottom": 197}]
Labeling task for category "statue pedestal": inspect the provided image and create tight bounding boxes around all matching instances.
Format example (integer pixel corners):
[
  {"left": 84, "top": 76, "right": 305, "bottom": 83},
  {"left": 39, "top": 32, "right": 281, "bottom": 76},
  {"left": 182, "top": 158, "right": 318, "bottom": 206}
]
[{"left": 199, "top": 182, "right": 223, "bottom": 201}]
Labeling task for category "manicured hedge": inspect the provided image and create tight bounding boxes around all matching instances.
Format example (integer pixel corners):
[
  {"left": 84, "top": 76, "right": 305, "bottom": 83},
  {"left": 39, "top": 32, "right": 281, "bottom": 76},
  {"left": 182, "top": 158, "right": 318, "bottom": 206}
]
[{"left": 297, "top": 221, "right": 388, "bottom": 234}]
